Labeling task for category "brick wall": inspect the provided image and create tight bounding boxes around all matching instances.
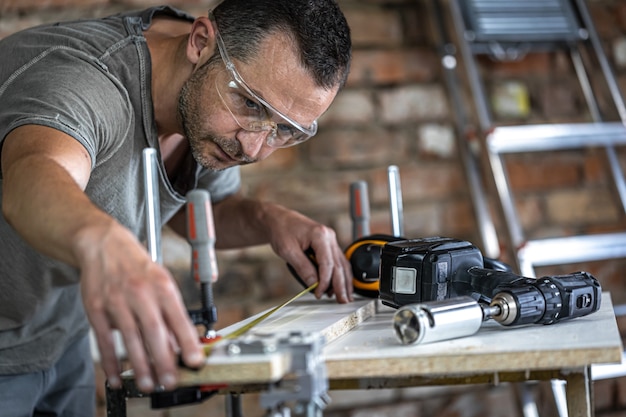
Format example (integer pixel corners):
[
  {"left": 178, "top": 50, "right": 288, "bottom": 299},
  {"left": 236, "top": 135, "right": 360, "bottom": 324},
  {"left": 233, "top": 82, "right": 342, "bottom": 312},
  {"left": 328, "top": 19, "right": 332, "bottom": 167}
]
[{"left": 2, "top": 0, "right": 626, "bottom": 416}]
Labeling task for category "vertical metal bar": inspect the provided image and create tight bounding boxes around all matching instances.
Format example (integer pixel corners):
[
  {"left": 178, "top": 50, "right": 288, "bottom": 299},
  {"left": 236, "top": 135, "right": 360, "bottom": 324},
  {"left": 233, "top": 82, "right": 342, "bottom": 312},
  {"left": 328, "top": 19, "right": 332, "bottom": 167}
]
[
  {"left": 575, "top": 0, "right": 626, "bottom": 122},
  {"left": 429, "top": 0, "right": 501, "bottom": 259},
  {"left": 449, "top": 0, "right": 527, "bottom": 263},
  {"left": 570, "top": 49, "right": 602, "bottom": 121},
  {"left": 225, "top": 393, "right": 243, "bottom": 417},
  {"left": 349, "top": 181, "right": 371, "bottom": 240},
  {"left": 448, "top": 0, "right": 493, "bottom": 133},
  {"left": 487, "top": 149, "right": 525, "bottom": 252},
  {"left": 605, "top": 147, "right": 626, "bottom": 213},
  {"left": 105, "top": 383, "right": 127, "bottom": 417},
  {"left": 387, "top": 165, "right": 404, "bottom": 237},
  {"left": 142, "top": 148, "right": 162, "bottom": 265},
  {"left": 574, "top": 0, "right": 626, "bottom": 213}
]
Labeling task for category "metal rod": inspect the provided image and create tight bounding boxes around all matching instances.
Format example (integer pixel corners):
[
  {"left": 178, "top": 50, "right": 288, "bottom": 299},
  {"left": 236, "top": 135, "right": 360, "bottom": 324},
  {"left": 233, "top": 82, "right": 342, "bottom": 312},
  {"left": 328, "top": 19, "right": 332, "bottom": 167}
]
[
  {"left": 429, "top": 0, "right": 501, "bottom": 259},
  {"left": 349, "top": 181, "right": 371, "bottom": 240},
  {"left": 387, "top": 165, "right": 404, "bottom": 237},
  {"left": 142, "top": 148, "right": 162, "bottom": 265}
]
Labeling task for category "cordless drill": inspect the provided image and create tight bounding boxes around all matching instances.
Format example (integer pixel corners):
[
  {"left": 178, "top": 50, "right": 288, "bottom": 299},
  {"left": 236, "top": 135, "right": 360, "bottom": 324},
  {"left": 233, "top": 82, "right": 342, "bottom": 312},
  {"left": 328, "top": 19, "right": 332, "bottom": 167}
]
[{"left": 379, "top": 237, "right": 602, "bottom": 329}]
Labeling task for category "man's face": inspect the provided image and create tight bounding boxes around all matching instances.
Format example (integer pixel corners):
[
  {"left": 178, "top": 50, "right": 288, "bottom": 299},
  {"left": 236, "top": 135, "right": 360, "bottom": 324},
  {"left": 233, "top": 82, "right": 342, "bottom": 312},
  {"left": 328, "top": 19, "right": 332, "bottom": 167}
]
[{"left": 177, "top": 31, "right": 338, "bottom": 171}]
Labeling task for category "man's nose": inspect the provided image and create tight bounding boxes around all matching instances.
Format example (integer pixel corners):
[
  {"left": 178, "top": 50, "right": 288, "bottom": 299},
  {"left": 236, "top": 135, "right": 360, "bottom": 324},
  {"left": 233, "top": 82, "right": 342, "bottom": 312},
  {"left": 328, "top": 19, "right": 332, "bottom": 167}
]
[{"left": 236, "top": 129, "right": 272, "bottom": 160}]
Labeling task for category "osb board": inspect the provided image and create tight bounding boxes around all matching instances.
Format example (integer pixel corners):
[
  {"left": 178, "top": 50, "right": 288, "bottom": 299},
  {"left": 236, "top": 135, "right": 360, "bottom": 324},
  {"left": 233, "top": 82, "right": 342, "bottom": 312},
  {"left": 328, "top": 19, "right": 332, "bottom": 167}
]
[
  {"left": 323, "top": 293, "right": 623, "bottom": 380},
  {"left": 178, "top": 295, "right": 377, "bottom": 386}
]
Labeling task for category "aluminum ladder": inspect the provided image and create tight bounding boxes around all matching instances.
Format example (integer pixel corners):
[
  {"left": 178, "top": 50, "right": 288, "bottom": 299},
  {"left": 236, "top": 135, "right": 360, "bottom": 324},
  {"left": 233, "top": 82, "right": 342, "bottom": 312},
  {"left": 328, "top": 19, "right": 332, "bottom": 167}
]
[
  {"left": 434, "top": 1, "right": 626, "bottom": 415},
  {"left": 447, "top": 0, "right": 626, "bottom": 279}
]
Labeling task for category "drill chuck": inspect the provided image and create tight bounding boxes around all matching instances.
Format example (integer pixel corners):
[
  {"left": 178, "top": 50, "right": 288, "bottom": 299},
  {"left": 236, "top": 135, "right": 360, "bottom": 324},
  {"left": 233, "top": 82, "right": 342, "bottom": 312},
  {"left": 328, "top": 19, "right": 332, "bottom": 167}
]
[
  {"left": 489, "top": 285, "right": 548, "bottom": 326},
  {"left": 488, "top": 273, "right": 601, "bottom": 326}
]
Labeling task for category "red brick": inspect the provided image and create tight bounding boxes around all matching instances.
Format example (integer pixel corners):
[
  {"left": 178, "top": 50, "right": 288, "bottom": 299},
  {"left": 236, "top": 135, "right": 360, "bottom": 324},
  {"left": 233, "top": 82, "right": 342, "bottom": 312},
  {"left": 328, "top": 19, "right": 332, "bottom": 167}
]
[
  {"left": 617, "top": 2, "right": 626, "bottom": 32},
  {"left": 588, "top": 1, "right": 622, "bottom": 39},
  {"left": 539, "top": 80, "right": 583, "bottom": 119},
  {"left": 238, "top": 145, "right": 298, "bottom": 176},
  {"left": 595, "top": 379, "right": 618, "bottom": 412},
  {"left": 347, "top": 48, "right": 438, "bottom": 87},
  {"left": 306, "top": 127, "right": 410, "bottom": 169},
  {"left": 506, "top": 153, "right": 583, "bottom": 191},
  {"left": 320, "top": 89, "right": 376, "bottom": 125},
  {"left": 379, "top": 84, "right": 449, "bottom": 123},
  {"left": 479, "top": 53, "right": 551, "bottom": 78},
  {"left": 546, "top": 189, "right": 620, "bottom": 224},
  {"left": 440, "top": 198, "right": 476, "bottom": 237},
  {"left": 343, "top": 6, "right": 403, "bottom": 47},
  {"left": 509, "top": 194, "right": 541, "bottom": 235},
  {"left": 584, "top": 151, "right": 611, "bottom": 184}
]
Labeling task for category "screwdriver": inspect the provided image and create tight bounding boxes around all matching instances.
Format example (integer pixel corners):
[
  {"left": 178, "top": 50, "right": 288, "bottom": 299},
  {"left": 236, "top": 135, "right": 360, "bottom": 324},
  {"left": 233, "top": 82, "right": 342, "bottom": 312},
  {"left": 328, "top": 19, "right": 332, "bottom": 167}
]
[{"left": 186, "top": 189, "right": 219, "bottom": 340}]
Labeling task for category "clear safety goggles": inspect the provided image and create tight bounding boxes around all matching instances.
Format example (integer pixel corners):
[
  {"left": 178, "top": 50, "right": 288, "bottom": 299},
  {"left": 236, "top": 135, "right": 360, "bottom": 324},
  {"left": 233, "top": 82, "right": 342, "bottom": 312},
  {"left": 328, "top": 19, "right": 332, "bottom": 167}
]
[{"left": 210, "top": 13, "right": 318, "bottom": 148}]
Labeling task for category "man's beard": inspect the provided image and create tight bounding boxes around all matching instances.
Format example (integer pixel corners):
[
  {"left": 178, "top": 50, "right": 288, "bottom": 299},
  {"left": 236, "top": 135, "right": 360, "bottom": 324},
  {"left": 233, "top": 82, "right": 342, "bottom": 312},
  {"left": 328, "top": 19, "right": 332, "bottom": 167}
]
[{"left": 177, "top": 64, "right": 255, "bottom": 171}]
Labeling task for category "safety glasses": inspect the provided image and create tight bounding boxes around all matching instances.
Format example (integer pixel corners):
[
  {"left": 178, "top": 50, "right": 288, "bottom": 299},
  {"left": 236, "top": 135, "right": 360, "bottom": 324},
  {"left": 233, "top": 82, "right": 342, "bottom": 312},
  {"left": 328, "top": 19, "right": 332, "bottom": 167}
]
[{"left": 210, "top": 12, "right": 318, "bottom": 148}]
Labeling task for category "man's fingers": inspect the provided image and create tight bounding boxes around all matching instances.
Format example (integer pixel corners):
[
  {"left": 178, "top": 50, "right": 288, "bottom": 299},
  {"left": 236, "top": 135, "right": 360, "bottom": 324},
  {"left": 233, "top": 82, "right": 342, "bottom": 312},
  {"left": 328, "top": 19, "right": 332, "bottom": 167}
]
[
  {"left": 89, "top": 314, "right": 122, "bottom": 388},
  {"left": 340, "top": 252, "right": 354, "bottom": 302},
  {"left": 310, "top": 245, "right": 333, "bottom": 298},
  {"left": 161, "top": 295, "right": 205, "bottom": 369},
  {"left": 110, "top": 306, "right": 155, "bottom": 392},
  {"left": 287, "top": 249, "right": 319, "bottom": 289}
]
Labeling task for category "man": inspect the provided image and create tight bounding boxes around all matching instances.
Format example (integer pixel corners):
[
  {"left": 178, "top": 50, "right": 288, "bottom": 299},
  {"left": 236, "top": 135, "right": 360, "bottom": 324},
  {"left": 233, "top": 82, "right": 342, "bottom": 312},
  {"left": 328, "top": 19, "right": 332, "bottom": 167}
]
[{"left": 0, "top": 0, "right": 352, "bottom": 415}]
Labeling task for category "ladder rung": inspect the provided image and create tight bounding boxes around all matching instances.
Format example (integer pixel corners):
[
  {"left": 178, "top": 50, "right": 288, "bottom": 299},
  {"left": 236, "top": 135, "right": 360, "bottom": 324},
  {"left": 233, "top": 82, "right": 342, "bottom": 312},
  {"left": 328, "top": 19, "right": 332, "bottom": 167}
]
[
  {"left": 487, "top": 123, "right": 626, "bottom": 154},
  {"left": 464, "top": 0, "right": 583, "bottom": 42},
  {"left": 517, "top": 233, "right": 626, "bottom": 268}
]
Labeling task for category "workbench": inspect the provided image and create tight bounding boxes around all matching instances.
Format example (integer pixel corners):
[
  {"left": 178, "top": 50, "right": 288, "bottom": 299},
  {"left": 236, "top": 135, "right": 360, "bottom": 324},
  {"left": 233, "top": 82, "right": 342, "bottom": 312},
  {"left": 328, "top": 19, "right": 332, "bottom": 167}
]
[{"left": 108, "top": 292, "right": 623, "bottom": 417}]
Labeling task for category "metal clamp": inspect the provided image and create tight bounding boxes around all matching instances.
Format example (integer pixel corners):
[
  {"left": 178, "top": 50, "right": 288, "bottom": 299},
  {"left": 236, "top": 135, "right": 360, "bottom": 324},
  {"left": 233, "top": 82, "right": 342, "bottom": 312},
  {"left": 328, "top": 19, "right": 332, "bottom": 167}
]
[{"left": 227, "top": 331, "right": 330, "bottom": 417}]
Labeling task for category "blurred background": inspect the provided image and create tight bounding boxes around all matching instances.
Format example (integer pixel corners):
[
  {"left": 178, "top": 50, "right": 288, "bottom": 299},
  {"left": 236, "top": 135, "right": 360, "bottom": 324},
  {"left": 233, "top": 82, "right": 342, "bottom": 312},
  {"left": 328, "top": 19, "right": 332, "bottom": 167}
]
[{"left": 2, "top": 0, "right": 626, "bottom": 415}]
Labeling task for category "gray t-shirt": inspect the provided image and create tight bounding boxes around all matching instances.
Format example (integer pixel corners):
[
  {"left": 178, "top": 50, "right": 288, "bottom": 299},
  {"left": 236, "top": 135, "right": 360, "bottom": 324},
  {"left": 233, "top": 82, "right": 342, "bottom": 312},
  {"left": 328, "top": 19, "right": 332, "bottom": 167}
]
[{"left": 0, "top": 6, "right": 241, "bottom": 373}]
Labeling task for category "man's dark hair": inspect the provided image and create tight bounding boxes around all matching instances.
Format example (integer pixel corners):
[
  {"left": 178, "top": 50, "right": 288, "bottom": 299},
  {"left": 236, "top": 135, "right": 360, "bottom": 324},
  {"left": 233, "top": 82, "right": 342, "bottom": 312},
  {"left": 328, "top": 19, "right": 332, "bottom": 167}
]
[{"left": 212, "top": 0, "right": 351, "bottom": 90}]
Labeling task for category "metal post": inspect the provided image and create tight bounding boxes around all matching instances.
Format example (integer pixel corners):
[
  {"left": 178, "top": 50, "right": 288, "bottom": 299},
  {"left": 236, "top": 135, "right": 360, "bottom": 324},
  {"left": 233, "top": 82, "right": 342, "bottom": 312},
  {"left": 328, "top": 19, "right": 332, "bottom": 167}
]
[{"left": 142, "top": 147, "right": 162, "bottom": 264}]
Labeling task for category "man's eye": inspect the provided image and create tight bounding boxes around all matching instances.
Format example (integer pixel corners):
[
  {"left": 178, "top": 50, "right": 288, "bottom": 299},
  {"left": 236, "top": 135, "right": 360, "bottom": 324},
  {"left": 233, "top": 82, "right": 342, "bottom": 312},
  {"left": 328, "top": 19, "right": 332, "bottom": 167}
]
[
  {"left": 277, "top": 123, "right": 296, "bottom": 136},
  {"left": 244, "top": 97, "right": 261, "bottom": 112}
]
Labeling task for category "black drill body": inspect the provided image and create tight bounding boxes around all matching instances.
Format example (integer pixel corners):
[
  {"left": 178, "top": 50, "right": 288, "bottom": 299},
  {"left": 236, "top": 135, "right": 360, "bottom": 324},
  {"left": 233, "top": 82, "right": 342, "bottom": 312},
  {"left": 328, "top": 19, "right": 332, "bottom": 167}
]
[{"left": 379, "top": 237, "right": 602, "bottom": 326}]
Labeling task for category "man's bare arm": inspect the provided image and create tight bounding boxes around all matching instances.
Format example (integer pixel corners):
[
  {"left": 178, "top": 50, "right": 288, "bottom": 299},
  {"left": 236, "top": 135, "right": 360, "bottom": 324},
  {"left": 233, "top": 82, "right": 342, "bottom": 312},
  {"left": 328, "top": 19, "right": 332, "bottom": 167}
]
[
  {"left": 212, "top": 193, "right": 354, "bottom": 303},
  {"left": 2, "top": 125, "right": 204, "bottom": 391}
]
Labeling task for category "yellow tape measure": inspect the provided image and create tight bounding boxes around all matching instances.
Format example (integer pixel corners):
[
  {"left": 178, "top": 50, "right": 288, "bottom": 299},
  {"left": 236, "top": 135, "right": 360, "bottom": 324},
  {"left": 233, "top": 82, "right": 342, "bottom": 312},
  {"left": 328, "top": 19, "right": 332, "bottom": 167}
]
[{"left": 203, "top": 282, "right": 318, "bottom": 356}]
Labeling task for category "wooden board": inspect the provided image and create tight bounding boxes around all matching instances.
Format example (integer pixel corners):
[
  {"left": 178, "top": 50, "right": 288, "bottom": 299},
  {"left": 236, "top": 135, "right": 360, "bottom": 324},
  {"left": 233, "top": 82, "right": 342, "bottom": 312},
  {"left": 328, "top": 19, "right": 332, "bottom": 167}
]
[
  {"left": 178, "top": 295, "right": 377, "bottom": 386},
  {"left": 323, "top": 293, "right": 623, "bottom": 380},
  {"left": 178, "top": 292, "right": 622, "bottom": 387}
]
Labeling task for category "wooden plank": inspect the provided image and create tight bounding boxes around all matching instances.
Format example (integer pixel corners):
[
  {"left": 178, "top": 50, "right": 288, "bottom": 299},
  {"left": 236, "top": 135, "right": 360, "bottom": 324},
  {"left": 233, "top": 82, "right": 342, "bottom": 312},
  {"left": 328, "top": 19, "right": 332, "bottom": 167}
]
[
  {"left": 323, "top": 293, "right": 623, "bottom": 380},
  {"left": 177, "top": 295, "right": 377, "bottom": 386},
  {"left": 566, "top": 367, "right": 592, "bottom": 417}
]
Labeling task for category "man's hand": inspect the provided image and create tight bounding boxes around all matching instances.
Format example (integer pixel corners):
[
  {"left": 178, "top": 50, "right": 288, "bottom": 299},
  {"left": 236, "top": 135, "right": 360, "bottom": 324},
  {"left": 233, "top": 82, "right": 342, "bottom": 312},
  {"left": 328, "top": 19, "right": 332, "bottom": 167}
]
[
  {"left": 77, "top": 221, "right": 204, "bottom": 391},
  {"left": 211, "top": 195, "right": 354, "bottom": 303},
  {"left": 1, "top": 125, "right": 203, "bottom": 391},
  {"left": 265, "top": 206, "right": 353, "bottom": 303}
]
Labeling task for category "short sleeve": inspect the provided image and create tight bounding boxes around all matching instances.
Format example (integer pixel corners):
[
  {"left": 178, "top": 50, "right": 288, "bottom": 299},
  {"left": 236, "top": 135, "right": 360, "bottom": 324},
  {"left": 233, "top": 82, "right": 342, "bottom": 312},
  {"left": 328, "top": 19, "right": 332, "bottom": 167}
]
[{"left": 0, "top": 47, "right": 133, "bottom": 169}]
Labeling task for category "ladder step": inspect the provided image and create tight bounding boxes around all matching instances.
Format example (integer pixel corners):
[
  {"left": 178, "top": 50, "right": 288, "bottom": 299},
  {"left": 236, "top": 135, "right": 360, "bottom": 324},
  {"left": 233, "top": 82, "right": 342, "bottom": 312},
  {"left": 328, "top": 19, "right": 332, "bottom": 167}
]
[
  {"left": 464, "top": 0, "right": 583, "bottom": 42},
  {"left": 517, "top": 233, "right": 626, "bottom": 270},
  {"left": 487, "top": 122, "right": 626, "bottom": 154}
]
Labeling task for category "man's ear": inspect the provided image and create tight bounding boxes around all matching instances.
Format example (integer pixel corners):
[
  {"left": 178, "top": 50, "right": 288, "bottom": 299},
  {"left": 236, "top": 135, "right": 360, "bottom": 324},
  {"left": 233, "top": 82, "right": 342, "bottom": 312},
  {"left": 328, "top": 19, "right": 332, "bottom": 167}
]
[{"left": 187, "top": 16, "right": 217, "bottom": 66}]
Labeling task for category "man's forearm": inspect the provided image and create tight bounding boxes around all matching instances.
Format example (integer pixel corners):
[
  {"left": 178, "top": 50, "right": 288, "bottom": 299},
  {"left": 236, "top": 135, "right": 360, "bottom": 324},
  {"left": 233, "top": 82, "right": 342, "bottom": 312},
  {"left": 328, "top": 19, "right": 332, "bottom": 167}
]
[{"left": 212, "top": 193, "right": 274, "bottom": 249}]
